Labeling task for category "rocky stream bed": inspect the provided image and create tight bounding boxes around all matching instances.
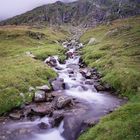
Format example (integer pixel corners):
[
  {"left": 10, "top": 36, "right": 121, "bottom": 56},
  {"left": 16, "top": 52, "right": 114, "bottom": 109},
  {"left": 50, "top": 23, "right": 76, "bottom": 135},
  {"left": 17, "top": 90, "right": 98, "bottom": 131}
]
[{"left": 0, "top": 40, "right": 125, "bottom": 140}]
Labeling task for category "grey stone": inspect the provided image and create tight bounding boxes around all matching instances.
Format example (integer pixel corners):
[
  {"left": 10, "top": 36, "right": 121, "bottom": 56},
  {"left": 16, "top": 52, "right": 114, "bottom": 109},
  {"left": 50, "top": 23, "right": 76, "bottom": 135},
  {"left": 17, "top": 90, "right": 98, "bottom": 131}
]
[
  {"left": 54, "top": 96, "right": 73, "bottom": 109},
  {"left": 36, "top": 85, "right": 51, "bottom": 92},
  {"left": 9, "top": 112, "right": 23, "bottom": 120},
  {"left": 34, "top": 90, "right": 46, "bottom": 102}
]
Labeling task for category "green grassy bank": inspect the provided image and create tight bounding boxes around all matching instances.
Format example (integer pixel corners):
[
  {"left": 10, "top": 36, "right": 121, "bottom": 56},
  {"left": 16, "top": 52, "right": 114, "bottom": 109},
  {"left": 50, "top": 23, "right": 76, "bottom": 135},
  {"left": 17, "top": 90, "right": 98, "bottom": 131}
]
[
  {"left": 79, "top": 16, "right": 140, "bottom": 140},
  {"left": 0, "top": 25, "right": 69, "bottom": 115}
]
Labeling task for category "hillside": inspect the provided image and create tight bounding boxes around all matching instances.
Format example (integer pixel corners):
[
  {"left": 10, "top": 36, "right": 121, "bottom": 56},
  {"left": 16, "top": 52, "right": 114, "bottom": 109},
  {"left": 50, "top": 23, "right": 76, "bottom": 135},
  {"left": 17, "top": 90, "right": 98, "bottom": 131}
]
[
  {"left": 0, "top": 25, "right": 69, "bottom": 114},
  {"left": 78, "top": 16, "right": 140, "bottom": 140},
  {"left": 0, "top": 0, "right": 140, "bottom": 27}
]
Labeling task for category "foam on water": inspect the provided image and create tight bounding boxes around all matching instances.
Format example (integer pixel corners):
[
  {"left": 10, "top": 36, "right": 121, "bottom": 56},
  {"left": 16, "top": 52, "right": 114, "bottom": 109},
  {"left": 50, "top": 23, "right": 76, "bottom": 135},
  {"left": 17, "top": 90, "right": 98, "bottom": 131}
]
[{"left": 33, "top": 121, "right": 65, "bottom": 140}]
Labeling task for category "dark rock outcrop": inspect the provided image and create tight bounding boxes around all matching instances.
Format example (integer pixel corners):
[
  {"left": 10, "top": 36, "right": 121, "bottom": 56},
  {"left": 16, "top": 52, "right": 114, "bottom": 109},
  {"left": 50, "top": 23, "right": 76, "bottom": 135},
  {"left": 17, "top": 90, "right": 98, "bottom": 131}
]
[{"left": 0, "top": 0, "right": 140, "bottom": 27}]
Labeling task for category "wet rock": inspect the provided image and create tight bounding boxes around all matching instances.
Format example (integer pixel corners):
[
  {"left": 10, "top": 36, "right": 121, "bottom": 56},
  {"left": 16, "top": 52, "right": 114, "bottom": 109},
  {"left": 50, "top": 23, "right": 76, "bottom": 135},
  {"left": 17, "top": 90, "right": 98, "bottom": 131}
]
[
  {"left": 67, "top": 64, "right": 79, "bottom": 69},
  {"left": 54, "top": 96, "right": 74, "bottom": 109},
  {"left": 90, "top": 68, "right": 98, "bottom": 74},
  {"left": 31, "top": 103, "right": 53, "bottom": 116},
  {"left": 94, "top": 84, "right": 106, "bottom": 92},
  {"left": 92, "top": 75, "right": 99, "bottom": 81},
  {"left": 64, "top": 83, "right": 71, "bottom": 89},
  {"left": 0, "top": 117, "right": 6, "bottom": 123},
  {"left": 51, "top": 92, "right": 63, "bottom": 97},
  {"left": 81, "top": 85, "right": 88, "bottom": 91},
  {"left": 51, "top": 112, "right": 64, "bottom": 127},
  {"left": 34, "top": 90, "right": 46, "bottom": 102},
  {"left": 69, "top": 74, "right": 75, "bottom": 78},
  {"left": 67, "top": 69, "right": 74, "bottom": 74},
  {"left": 36, "top": 85, "right": 51, "bottom": 92},
  {"left": 37, "top": 122, "right": 49, "bottom": 129},
  {"left": 85, "top": 80, "right": 94, "bottom": 85},
  {"left": 66, "top": 51, "right": 74, "bottom": 58},
  {"left": 44, "top": 57, "right": 57, "bottom": 67},
  {"left": 85, "top": 71, "right": 92, "bottom": 79},
  {"left": 80, "top": 69, "right": 92, "bottom": 79},
  {"left": 78, "top": 43, "right": 83, "bottom": 48},
  {"left": 71, "top": 40, "right": 77, "bottom": 46},
  {"left": 83, "top": 118, "right": 99, "bottom": 127},
  {"left": 46, "top": 92, "right": 53, "bottom": 102},
  {"left": 62, "top": 41, "right": 68, "bottom": 47},
  {"left": 9, "top": 112, "right": 23, "bottom": 120},
  {"left": 55, "top": 65, "right": 63, "bottom": 70},
  {"left": 104, "top": 83, "right": 112, "bottom": 91},
  {"left": 63, "top": 117, "right": 83, "bottom": 140},
  {"left": 51, "top": 78, "right": 65, "bottom": 91},
  {"left": 67, "top": 43, "right": 72, "bottom": 48}
]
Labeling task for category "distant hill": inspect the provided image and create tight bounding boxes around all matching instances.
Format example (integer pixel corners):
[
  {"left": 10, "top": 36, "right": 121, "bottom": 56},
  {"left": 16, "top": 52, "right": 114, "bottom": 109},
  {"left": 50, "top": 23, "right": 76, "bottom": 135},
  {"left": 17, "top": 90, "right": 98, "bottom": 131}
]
[{"left": 0, "top": 0, "right": 140, "bottom": 27}]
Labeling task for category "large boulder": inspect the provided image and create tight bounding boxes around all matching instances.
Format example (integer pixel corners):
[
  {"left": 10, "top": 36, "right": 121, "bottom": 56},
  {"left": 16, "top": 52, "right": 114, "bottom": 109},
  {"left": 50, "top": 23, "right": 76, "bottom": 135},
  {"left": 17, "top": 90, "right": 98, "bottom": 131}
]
[
  {"left": 31, "top": 103, "right": 54, "bottom": 116},
  {"left": 50, "top": 111, "right": 64, "bottom": 127},
  {"left": 44, "top": 57, "right": 57, "bottom": 67},
  {"left": 51, "top": 78, "right": 65, "bottom": 91},
  {"left": 54, "top": 96, "right": 74, "bottom": 109}
]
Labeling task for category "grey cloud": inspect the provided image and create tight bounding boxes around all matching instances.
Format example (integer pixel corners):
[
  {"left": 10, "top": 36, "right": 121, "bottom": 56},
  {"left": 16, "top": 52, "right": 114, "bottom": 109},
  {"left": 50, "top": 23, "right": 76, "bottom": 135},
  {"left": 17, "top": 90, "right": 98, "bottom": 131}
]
[{"left": 0, "top": 0, "right": 77, "bottom": 20}]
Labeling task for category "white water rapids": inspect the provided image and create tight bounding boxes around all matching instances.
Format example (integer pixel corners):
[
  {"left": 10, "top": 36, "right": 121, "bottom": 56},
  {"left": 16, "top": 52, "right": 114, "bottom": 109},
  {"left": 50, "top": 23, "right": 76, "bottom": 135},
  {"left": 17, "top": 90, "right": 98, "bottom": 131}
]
[{"left": 0, "top": 41, "right": 124, "bottom": 140}]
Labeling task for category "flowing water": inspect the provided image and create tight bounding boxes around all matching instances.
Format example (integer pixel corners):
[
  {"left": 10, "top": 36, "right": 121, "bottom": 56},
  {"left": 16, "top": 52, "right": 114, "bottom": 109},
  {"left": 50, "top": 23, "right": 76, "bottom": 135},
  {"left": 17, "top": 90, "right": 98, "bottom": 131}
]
[{"left": 0, "top": 41, "right": 125, "bottom": 140}]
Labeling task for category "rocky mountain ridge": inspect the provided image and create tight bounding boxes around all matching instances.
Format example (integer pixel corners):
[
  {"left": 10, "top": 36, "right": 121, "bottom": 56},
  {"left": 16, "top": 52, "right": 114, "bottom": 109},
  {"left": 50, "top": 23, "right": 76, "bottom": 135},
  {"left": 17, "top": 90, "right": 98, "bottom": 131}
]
[{"left": 0, "top": 0, "right": 140, "bottom": 27}]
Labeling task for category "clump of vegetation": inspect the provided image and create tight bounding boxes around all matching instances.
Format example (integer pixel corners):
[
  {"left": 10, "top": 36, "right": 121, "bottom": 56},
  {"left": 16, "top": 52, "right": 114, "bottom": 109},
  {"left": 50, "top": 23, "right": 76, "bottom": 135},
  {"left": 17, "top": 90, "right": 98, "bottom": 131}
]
[
  {"left": 79, "top": 16, "right": 140, "bottom": 140},
  {"left": 0, "top": 25, "right": 69, "bottom": 115}
]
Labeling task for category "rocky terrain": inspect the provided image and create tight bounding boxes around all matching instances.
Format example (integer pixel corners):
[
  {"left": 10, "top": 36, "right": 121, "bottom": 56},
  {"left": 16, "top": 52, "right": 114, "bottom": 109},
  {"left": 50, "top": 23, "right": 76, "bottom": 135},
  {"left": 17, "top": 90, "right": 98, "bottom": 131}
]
[{"left": 0, "top": 0, "right": 140, "bottom": 27}]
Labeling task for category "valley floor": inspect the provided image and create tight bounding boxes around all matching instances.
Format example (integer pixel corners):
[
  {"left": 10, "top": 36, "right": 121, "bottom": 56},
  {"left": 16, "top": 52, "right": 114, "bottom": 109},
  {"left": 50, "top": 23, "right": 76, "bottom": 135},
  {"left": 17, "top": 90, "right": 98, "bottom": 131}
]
[{"left": 0, "top": 16, "right": 140, "bottom": 140}]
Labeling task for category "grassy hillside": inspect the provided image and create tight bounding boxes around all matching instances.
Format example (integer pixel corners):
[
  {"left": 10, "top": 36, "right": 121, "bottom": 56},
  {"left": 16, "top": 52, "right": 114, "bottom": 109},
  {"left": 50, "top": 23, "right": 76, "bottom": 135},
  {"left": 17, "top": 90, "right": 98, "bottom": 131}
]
[
  {"left": 79, "top": 16, "right": 140, "bottom": 140},
  {"left": 0, "top": 25, "right": 69, "bottom": 115}
]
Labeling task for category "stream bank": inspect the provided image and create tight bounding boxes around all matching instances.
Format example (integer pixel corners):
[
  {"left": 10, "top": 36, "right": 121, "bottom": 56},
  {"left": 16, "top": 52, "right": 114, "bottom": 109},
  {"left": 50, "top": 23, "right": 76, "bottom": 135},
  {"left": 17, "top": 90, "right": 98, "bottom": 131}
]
[{"left": 0, "top": 40, "right": 125, "bottom": 140}]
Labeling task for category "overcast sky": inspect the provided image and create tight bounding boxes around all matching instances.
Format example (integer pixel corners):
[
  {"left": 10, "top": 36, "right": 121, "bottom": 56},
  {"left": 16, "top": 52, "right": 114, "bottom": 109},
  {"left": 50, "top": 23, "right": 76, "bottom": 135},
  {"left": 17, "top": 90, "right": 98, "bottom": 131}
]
[{"left": 0, "top": 0, "right": 77, "bottom": 20}]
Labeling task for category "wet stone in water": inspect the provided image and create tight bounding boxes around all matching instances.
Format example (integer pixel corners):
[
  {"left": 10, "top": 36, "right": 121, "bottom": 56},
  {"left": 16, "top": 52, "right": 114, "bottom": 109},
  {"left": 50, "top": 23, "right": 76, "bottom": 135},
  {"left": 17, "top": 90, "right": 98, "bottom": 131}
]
[{"left": 37, "top": 122, "right": 49, "bottom": 129}]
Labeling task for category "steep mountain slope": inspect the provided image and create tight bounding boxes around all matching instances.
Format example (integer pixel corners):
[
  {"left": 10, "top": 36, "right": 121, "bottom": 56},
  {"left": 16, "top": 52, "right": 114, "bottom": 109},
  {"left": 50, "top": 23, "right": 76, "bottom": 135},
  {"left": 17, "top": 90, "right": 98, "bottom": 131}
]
[{"left": 0, "top": 0, "right": 140, "bottom": 27}]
